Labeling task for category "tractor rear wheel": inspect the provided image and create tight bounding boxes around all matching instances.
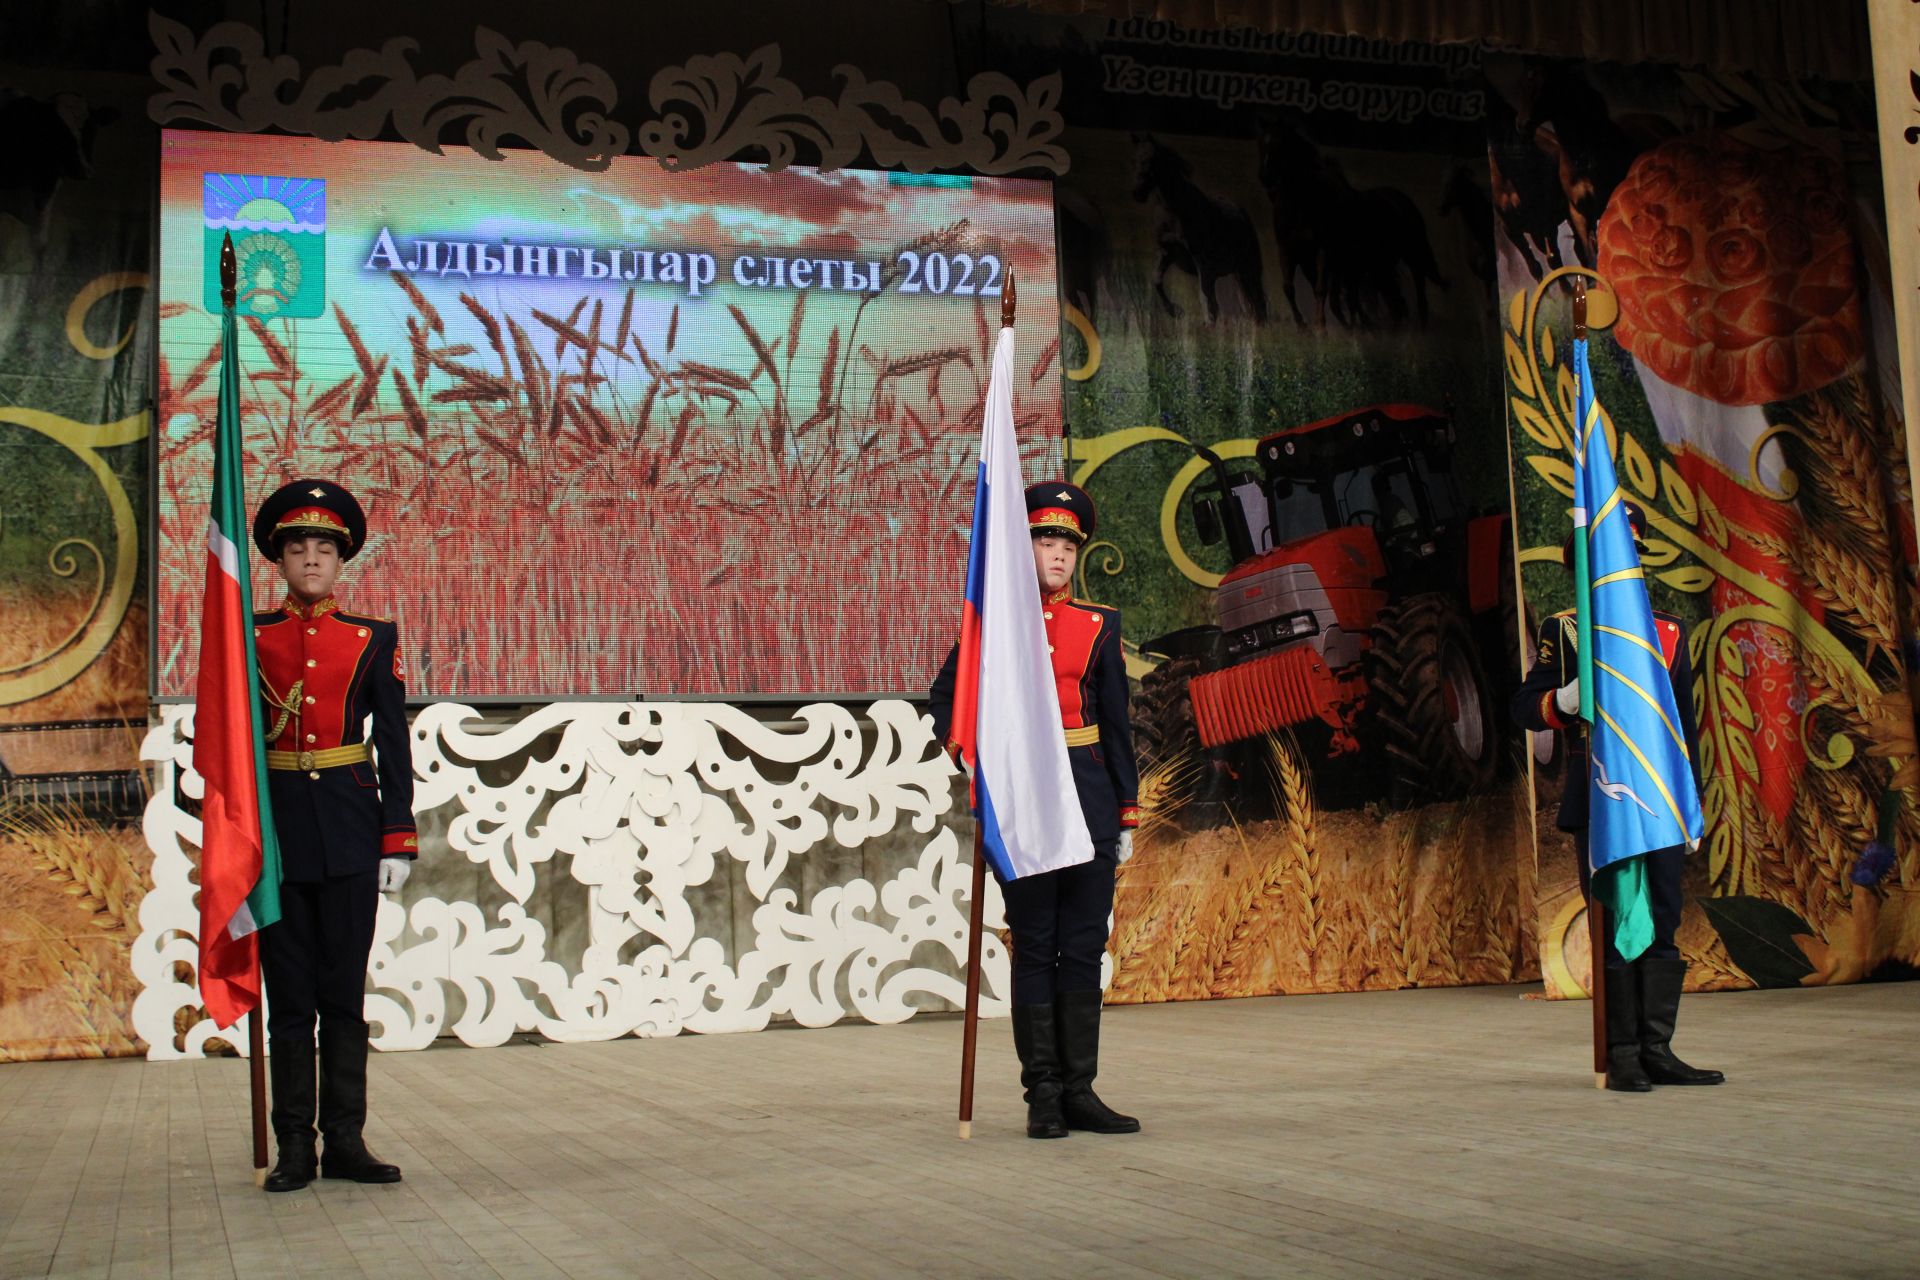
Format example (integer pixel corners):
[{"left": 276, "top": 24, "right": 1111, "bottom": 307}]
[
  {"left": 1133, "top": 654, "right": 1204, "bottom": 772},
  {"left": 1365, "top": 593, "right": 1500, "bottom": 806},
  {"left": 1133, "top": 654, "right": 1247, "bottom": 830}
]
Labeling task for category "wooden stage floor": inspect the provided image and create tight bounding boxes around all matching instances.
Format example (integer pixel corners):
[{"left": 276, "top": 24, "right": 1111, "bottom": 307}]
[{"left": 1, "top": 981, "right": 1914, "bottom": 1278}]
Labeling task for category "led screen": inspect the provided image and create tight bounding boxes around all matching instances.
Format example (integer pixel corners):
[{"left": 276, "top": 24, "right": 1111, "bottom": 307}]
[{"left": 155, "top": 130, "right": 1060, "bottom": 698}]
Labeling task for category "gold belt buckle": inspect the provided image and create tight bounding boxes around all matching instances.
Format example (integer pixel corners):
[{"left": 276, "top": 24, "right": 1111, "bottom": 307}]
[{"left": 297, "top": 750, "right": 316, "bottom": 770}]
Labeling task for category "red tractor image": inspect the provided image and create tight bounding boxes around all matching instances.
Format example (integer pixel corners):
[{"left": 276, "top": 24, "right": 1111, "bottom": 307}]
[{"left": 1134, "top": 403, "right": 1523, "bottom": 810}]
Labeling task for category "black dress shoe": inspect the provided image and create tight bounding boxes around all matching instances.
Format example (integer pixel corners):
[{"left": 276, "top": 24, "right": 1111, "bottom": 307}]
[
  {"left": 1062, "top": 1089, "right": 1140, "bottom": 1133},
  {"left": 1642, "top": 1046, "right": 1725, "bottom": 1086},
  {"left": 1057, "top": 991, "right": 1140, "bottom": 1133},
  {"left": 317, "top": 1020, "right": 402, "bottom": 1179},
  {"left": 1602, "top": 963, "right": 1652, "bottom": 1093},
  {"left": 264, "top": 1135, "right": 316, "bottom": 1192},
  {"left": 1639, "top": 958, "right": 1725, "bottom": 1085},
  {"left": 1026, "top": 1095, "right": 1070, "bottom": 1140},
  {"left": 320, "top": 1135, "right": 403, "bottom": 1183},
  {"left": 1011, "top": 1004, "right": 1070, "bottom": 1139},
  {"left": 1604, "top": 1048, "right": 1653, "bottom": 1092},
  {"left": 265, "top": 1039, "right": 317, "bottom": 1191}
]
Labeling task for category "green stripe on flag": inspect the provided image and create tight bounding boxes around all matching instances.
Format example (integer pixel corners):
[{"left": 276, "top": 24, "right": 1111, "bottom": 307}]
[
  {"left": 213, "top": 303, "right": 284, "bottom": 932},
  {"left": 1596, "top": 858, "right": 1654, "bottom": 962},
  {"left": 1573, "top": 403, "right": 1595, "bottom": 723}
]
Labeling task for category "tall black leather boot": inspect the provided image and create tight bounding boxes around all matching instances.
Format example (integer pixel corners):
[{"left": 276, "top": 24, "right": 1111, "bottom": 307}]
[
  {"left": 1639, "top": 958, "right": 1725, "bottom": 1086},
  {"left": 1056, "top": 990, "right": 1140, "bottom": 1133},
  {"left": 264, "top": 1038, "right": 318, "bottom": 1192},
  {"left": 1009, "top": 1004, "right": 1068, "bottom": 1139},
  {"left": 318, "top": 1020, "right": 402, "bottom": 1182},
  {"left": 1603, "top": 963, "right": 1652, "bottom": 1093}
]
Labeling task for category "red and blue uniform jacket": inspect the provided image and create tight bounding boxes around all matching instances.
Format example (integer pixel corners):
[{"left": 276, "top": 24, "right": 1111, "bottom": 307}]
[
  {"left": 254, "top": 595, "right": 417, "bottom": 881},
  {"left": 1509, "top": 607, "right": 1701, "bottom": 833},
  {"left": 928, "top": 587, "right": 1141, "bottom": 848}
]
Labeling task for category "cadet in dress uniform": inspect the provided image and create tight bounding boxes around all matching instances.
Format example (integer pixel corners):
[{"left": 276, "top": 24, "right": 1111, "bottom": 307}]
[
  {"left": 1510, "top": 501, "right": 1723, "bottom": 1093},
  {"left": 928, "top": 482, "right": 1143, "bottom": 1139},
  {"left": 251, "top": 480, "right": 418, "bottom": 1191}
]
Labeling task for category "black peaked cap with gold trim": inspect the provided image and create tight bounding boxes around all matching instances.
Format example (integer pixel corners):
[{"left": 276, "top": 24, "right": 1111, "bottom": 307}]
[
  {"left": 1026, "top": 481, "right": 1095, "bottom": 546},
  {"left": 253, "top": 479, "right": 367, "bottom": 561}
]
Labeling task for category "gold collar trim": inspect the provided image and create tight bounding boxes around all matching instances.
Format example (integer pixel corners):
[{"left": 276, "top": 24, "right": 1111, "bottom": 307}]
[{"left": 283, "top": 595, "right": 340, "bottom": 621}]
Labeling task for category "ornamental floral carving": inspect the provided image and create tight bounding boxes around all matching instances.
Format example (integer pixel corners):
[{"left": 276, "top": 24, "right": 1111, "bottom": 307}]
[
  {"left": 147, "top": 14, "right": 629, "bottom": 171},
  {"left": 147, "top": 18, "right": 1066, "bottom": 177},
  {"left": 130, "top": 701, "right": 1006, "bottom": 1058}
]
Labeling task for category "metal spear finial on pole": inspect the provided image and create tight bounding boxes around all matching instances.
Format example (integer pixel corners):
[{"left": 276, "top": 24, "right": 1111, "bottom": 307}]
[
  {"left": 1000, "top": 269, "right": 1017, "bottom": 329},
  {"left": 221, "top": 231, "right": 238, "bottom": 312}
]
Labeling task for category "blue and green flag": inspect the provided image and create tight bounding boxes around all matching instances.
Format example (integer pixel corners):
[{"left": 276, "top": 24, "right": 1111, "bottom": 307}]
[{"left": 1571, "top": 336, "right": 1705, "bottom": 961}]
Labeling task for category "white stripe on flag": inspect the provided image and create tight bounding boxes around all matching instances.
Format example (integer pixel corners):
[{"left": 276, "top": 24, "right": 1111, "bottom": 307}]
[
  {"left": 227, "top": 897, "right": 258, "bottom": 942},
  {"left": 206, "top": 521, "right": 242, "bottom": 581}
]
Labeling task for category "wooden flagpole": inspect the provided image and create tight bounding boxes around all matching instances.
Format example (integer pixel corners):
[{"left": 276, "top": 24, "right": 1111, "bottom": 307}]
[
  {"left": 1587, "top": 897, "right": 1608, "bottom": 1088},
  {"left": 956, "top": 271, "right": 1020, "bottom": 1139},
  {"left": 222, "top": 231, "right": 273, "bottom": 1182},
  {"left": 249, "top": 967, "right": 270, "bottom": 1183},
  {"left": 957, "top": 826, "right": 986, "bottom": 1139},
  {"left": 1571, "top": 276, "right": 1607, "bottom": 1090}
]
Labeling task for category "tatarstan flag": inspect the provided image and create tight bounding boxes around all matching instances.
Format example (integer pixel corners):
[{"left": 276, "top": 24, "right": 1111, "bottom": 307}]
[{"left": 193, "top": 234, "right": 282, "bottom": 1029}]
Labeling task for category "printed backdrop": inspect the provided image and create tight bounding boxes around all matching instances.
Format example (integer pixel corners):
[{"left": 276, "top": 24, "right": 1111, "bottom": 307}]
[
  {"left": 0, "top": 72, "right": 152, "bottom": 1060},
  {"left": 5, "top": 16, "right": 1919, "bottom": 1063},
  {"left": 976, "top": 17, "right": 1543, "bottom": 1001},
  {"left": 1490, "top": 53, "right": 1920, "bottom": 995}
]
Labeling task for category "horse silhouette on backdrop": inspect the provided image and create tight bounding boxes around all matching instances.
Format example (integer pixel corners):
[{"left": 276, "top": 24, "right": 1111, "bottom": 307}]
[
  {"left": 1519, "top": 66, "right": 1640, "bottom": 269},
  {"left": 1254, "top": 114, "right": 1447, "bottom": 329},
  {"left": 1484, "top": 87, "right": 1569, "bottom": 283},
  {"left": 1130, "top": 133, "right": 1268, "bottom": 324}
]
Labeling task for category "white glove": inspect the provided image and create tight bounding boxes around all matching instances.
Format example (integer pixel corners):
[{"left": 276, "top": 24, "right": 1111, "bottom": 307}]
[
  {"left": 1554, "top": 681, "right": 1581, "bottom": 715},
  {"left": 378, "top": 857, "right": 411, "bottom": 894},
  {"left": 1117, "top": 830, "right": 1135, "bottom": 864}
]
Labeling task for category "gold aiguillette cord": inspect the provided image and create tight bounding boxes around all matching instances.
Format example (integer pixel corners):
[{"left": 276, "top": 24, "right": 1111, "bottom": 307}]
[{"left": 260, "top": 675, "right": 305, "bottom": 743}]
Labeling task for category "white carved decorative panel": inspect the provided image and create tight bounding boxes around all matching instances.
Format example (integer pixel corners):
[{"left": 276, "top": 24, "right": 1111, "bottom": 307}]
[{"left": 131, "top": 701, "right": 1006, "bottom": 1058}]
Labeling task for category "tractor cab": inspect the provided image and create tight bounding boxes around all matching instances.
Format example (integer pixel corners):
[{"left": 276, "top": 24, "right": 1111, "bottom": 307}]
[
  {"left": 1195, "top": 404, "right": 1464, "bottom": 586},
  {"left": 1137, "top": 401, "right": 1515, "bottom": 813}
]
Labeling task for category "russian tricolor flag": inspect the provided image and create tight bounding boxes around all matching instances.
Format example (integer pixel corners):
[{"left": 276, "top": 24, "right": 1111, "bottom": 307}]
[{"left": 946, "top": 324, "right": 1093, "bottom": 880}]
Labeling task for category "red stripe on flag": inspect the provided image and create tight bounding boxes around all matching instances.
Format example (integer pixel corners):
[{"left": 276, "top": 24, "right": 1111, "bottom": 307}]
[
  {"left": 194, "top": 543, "right": 265, "bottom": 1028},
  {"left": 947, "top": 601, "right": 982, "bottom": 773}
]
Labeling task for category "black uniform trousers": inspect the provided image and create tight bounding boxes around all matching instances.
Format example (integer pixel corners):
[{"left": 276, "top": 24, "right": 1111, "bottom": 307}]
[
  {"left": 1574, "top": 833, "right": 1685, "bottom": 968},
  {"left": 261, "top": 872, "right": 380, "bottom": 1044},
  {"left": 999, "top": 841, "right": 1118, "bottom": 1005}
]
